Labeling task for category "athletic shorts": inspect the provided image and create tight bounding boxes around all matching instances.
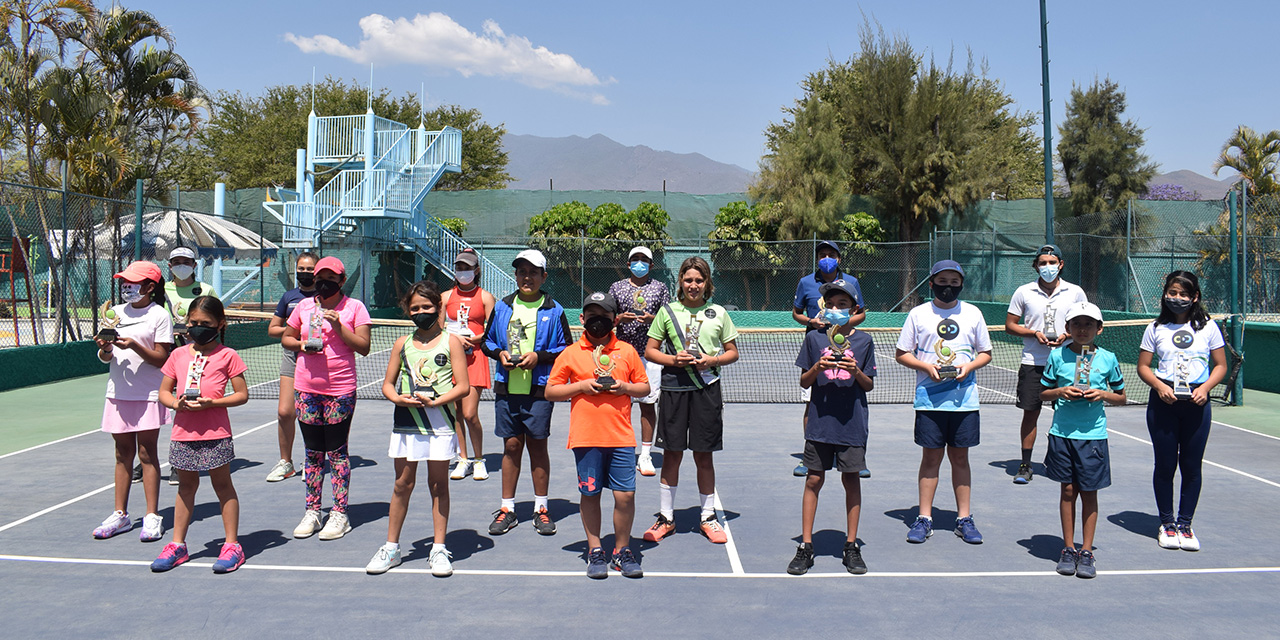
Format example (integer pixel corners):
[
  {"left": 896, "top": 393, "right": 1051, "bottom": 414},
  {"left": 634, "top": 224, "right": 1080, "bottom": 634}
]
[
  {"left": 914, "top": 410, "right": 980, "bottom": 448},
  {"left": 1044, "top": 434, "right": 1111, "bottom": 491},
  {"left": 1016, "top": 364, "right": 1046, "bottom": 410},
  {"left": 388, "top": 432, "right": 458, "bottom": 462},
  {"left": 655, "top": 383, "right": 724, "bottom": 452},
  {"left": 573, "top": 446, "right": 637, "bottom": 495},
  {"left": 494, "top": 395, "right": 553, "bottom": 440},
  {"left": 803, "top": 440, "right": 867, "bottom": 474},
  {"left": 280, "top": 349, "right": 298, "bottom": 378},
  {"left": 632, "top": 358, "right": 662, "bottom": 405}
]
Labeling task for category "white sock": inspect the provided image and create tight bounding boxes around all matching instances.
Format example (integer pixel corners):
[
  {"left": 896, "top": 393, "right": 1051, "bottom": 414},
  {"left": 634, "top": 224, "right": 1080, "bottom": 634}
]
[
  {"left": 534, "top": 495, "right": 548, "bottom": 512},
  {"left": 384, "top": 541, "right": 400, "bottom": 551},
  {"left": 501, "top": 498, "right": 516, "bottom": 511},
  {"left": 700, "top": 493, "right": 716, "bottom": 519},
  {"left": 433, "top": 543, "right": 447, "bottom": 554},
  {"left": 641, "top": 442, "right": 652, "bottom": 457},
  {"left": 659, "top": 483, "right": 675, "bottom": 520}
]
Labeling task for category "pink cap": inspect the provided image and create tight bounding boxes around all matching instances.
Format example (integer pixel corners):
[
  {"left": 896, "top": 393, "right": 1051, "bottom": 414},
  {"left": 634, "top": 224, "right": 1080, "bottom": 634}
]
[
  {"left": 314, "top": 256, "right": 345, "bottom": 276},
  {"left": 114, "top": 261, "right": 163, "bottom": 283}
]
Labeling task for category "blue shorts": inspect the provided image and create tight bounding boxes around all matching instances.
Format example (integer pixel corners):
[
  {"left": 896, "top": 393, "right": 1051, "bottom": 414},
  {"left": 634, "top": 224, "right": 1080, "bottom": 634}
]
[
  {"left": 1044, "top": 434, "right": 1111, "bottom": 491},
  {"left": 494, "top": 395, "right": 553, "bottom": 440},
  {"left": 914, "top": 410, "right": 980, "bottom": 448},
  {"left": 573, "top": 447, "right": 637, "bottom": 495}
]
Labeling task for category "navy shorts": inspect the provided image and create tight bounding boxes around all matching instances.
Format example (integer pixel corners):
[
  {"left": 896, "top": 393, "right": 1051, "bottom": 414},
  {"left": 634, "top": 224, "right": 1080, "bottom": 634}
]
[
  {"left": 914, "top": 410, "right": 980, "bottom": 448},
  {"left": 1044, "top": 434, "right": 1112, "bottom": 491},
  {"left": 494, "top": 395, "right": 553, "bottom": 440},
  {"left": 573, "top": 447, "right": 637, "bottom": 495}
]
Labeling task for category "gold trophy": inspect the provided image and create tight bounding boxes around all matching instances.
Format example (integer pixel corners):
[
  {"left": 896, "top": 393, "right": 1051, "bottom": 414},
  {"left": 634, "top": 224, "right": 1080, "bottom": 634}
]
[
  {"left": 933, "top": 338, "right": 958, "bottom": 379},
  {"left": 1172, "top": 352, "right": 1192, "bottom": 400},
  {"left": 683, "top": 313, "right": 703, "bottom": 357},
  {"left": 409, "top": 358, "right": 439, "bottom": 403},
  {"left": 304, "top": 307, "right": 324, "bottom": 352},
  {"left": 592, "top": 345, "right": 618, "bottom": 391},
  {"left": 632, "top": 289, "right": 647, "bottom": 315},
  {"left": 507, "top": 317, "right": 527, "bottom": 364},
  {"left": 96, "top": 302, "right": 122, "bottom": 342},
  {"left": 826, "top": 325, "right": 849, "bottom": 362},
  {"left": 1074, "top": 345, "right": 1095, "bottom": 391},
  {"left": 1043, "top": 306, "right": 1058, "bottom": 342},
  {"left": 182, "top": 352, "right": 207, "bottom": 402}
]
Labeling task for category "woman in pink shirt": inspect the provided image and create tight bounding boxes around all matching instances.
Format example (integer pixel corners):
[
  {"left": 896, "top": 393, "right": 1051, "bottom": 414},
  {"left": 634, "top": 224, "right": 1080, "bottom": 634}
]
[{"left": 283, "top": 257, "right": 372, "bottom": 541}]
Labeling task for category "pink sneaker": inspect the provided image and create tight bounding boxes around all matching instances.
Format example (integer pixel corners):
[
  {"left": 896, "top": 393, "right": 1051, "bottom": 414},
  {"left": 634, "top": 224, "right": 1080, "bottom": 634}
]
[{"left": 212, "top": 542, "right": 245, "bottom": 574}]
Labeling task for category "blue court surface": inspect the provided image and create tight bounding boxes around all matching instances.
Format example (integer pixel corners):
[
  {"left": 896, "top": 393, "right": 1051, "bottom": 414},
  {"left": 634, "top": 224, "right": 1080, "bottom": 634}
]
[{"left": 1, "top": 397, "right": 1277, "bottom": 637}]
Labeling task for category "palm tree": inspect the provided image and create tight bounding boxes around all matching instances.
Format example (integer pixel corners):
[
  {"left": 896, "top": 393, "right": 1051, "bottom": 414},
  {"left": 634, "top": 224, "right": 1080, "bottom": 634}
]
[{"left": 1212, "top": 125, "right": 1280, "bottom": 196}]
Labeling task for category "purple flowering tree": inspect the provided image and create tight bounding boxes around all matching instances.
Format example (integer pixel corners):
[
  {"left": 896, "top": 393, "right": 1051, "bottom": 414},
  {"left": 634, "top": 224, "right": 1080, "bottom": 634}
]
[{"left": 1146, "top": 183, "right": 1202, "bottom": 201}]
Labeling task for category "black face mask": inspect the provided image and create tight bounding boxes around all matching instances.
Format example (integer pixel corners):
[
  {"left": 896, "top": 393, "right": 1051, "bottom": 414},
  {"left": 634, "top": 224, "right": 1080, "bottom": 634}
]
[
  {"left": 315, "top": 279, "right": 342, "bottom": 299},
  {"left": 187, "top": 325, "right": 220, "bottom": 345},
  {"left": 1164, "top": 297, "right": 1193, "bottom": 315},
  {"left": 931, "top": 283, "right": 962, "bottom": 304},
  {"left": 584, "top": 315, "right": 614, "bottom": 339},
  {"left": 411, "top": 311, "right": 439, "bottom": 330},
  {"left": 296, "top": 273, "right": 315, "bottom": 288}
]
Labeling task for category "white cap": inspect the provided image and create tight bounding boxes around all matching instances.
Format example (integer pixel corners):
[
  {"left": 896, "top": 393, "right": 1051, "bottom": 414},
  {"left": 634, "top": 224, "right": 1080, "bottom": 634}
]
[
  {"left": 1065, "top": 301, "right": 1103, "bottom": 323},
  {"left": 169, "top": 246, "right": 196, "bottom": 261},
  {"left": 628, "top": 246, "right": 653, "bottom": 261},
  {"left": 512, "top": 249, "right": 547, "bottom": 271}
]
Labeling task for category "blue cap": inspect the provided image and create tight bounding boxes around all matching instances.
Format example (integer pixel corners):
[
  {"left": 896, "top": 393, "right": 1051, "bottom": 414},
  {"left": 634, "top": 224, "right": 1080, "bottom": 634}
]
[
  {"left": 930, "top": 260, "right": 965, "bottom": 278},
  {"left": 816, "top": 240, "right": 840, "bottom": 255},
  {"left": 1035, "top": 244, "right": 1062, "bottom": 259},
  {"left": 819, "top": 279, "right": 861, "bottom": 307}
]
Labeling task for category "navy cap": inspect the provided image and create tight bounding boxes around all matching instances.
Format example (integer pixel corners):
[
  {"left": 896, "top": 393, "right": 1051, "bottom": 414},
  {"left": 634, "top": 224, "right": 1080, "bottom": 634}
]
[
  {"left": 816, "top": 240, "right": 840, "bottom": 255},
  {"left": 1035, "top": 244, "right": 1062, "bottom": 259},
  {"left": 582, "top": 291, "right": 618, "bottom": 314},
  {"left": 930, "top": 259, "right": 965, "bottom": 278},
  {"left": 819, "top": 279, "right": 861, "bottom": 307}
]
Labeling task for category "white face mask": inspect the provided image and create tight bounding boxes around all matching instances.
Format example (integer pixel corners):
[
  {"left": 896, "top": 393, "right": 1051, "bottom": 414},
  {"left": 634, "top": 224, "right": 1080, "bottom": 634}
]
[
  {"left": 456, "top": 270, "right": 476, "bottom": 285},
  {"left": 1038, "top": 264, "right": 1060, "bottom": 282},
  {"left": 121, "top": 283, "right": 144, "bottom": 303},
  {"left": 170, "top": 264, "right": 195, "bottom": 280}
]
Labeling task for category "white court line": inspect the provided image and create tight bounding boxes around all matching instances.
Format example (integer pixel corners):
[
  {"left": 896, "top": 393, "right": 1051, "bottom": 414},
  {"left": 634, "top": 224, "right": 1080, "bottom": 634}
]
[
  {"left": 0, "top": 429, "right": 97, "bottom": 460},
  {"left": 712, "top": 492, "right": 744, "bottom": 575},
  {"left": 0, "top": 420, "right": 276, "bottom": 535},
  {"left": 3, "top": 554, "right": 1279, "bottom": 579},
  {"left": 1107, "top": 428, "right": 1280, "bottom": 490},
  {"left": 1212, "top": 420, "right": 1280, "bottom": 443}
]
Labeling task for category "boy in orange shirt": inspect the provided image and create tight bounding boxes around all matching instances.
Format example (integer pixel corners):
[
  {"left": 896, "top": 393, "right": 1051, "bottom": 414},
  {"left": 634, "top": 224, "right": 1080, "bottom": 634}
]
[{"left": 547, "top": 292, "right": 651, "bottom": 579}]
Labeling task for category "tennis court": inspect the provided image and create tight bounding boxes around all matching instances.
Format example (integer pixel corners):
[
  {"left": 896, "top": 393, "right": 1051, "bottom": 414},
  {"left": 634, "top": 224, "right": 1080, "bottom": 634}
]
[{"left": 1, "top": 376, "right": 1278, "bottom": 636}]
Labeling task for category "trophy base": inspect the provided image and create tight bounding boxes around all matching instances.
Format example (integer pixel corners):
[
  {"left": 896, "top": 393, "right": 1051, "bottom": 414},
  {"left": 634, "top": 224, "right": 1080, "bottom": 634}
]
[
  {"left": 596, "top": 375, "right": 617, "bottom": 391},
  {"left": 937, "top": 366, "right": 958, "bottom": 380},
  {"left": 685, "top": 347, "right": 702, "bottom": 358},
  {"left": 1073, "top": 383, "right": 1091, "bottom": 391},
  {"left": 96, "top": 329, "right": 118, "bottom": 342},
  {"left": 304, "top": 339, "right": 323, "bottom": 353},
  {"left": 1173, "top": 391, "right": 1193, "bottom": 401},
  {"left": 183, "top": 389, "right": 200, "bottom": 402},
  {"left": 1044, "top": 332, "right": 1058, "bottom": 342}
]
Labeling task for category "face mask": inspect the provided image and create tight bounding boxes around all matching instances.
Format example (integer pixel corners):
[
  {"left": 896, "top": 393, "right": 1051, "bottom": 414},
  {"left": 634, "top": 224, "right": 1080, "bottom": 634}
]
[
  {"left": 296, "top": 272, "right": 315, "bottom": 288},
  {"left": 818, "top": 257, "right": 839, "bottom": 275},
  {"left": 630, "top": 261, "right": 650, "bottom": 278},
  {"left": 411, "top": 311, "right": 439, "bottom": 330},
  {"left": 455, "top": 270, "right": 476, "bottom": 286},
  {"left": 931, "top": 282, "right": 962, "bottom": 304},
  {"left": 584, "top": 315, "right": 614, "bottom": 339},
  {"left": 187, "top": 325, "right": 219, "bottom": 345},
  {"left": 823, "top": 307, "right": 851, "bottom": 326},
  {"left": 1164, "top": 297, "right": 1193, "bottom": 315},
  {"left": 1038, "top": 264, "right": 1060, "bottom": 282},
  {"left": 170, "top": 264, "right": 194, "bottom": 280},
  {"left": 121, "top": 283, "right": 144, "bottom": 304},
  {"left": 315, "top": 279, "right": 342, "bottom": 299}
]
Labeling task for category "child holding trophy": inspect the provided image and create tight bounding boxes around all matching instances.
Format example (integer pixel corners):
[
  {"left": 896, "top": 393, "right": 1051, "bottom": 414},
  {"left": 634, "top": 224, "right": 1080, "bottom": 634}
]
[
  {"left": 92, "top": 261, "right": 172, "bottom": 542},
  {"left": 1136, "top": 271, "right": 1226, "bottom": 552},
  {"left": 894, "top": 260, "right": 992, "bottom": 545},
  {"left": 152, "top": 296, "right": 249, "bottom": 573},
  {"left": 642, "top": 256, "right": 739, "bottom": 545},
  {"left": 365, "top": 282, "right": 470, "bottom": 576},
  {"left": 1039, "top": 302, "right": 1126, "bottom": 579},
  {"left": 442, "top": 249, "right": 496, "bottom": 481}
]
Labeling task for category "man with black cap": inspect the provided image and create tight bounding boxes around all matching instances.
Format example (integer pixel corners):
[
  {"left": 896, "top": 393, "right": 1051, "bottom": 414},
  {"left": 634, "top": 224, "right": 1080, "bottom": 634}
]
[
  {"left": 1005, "top": 244, "right": 1088, "bottom": 484},
  {"left": 790, "top": 240, "right": 867, "bottom": 478}
]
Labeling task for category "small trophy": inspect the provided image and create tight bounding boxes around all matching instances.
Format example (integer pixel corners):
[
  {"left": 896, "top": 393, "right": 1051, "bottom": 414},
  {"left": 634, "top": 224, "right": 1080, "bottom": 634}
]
[
  {"left": 507, "top": 318, "right": 526, "bottom": 364},
  {"left": 683, "top": 313, "right": 703, "bottom": 357},
  {"left": 1043, "top": 306, "right": 1058, "bottom": 342},
  {"left": 592, "top": 345, "right": 618, "bottom": 391},
  {"left": 1172, "top": 352, "right": 1193, "bottom": 400},
  {"left": 1074, "top": 345, "right": 1095, "bottom": 391},
  {"left": 456, "top": 304, "right": 474, "bottom": 355},
  {"left": 182, "top": 352, "right": 207, "bottom": 402},
  {"left": 933, "top": 338, "right": 958, "bottom": 379},
  {"left": 409, "top": 358, "right": 439, "bottom": 403},
  {"left": 826, "top": 325, "right": 848, "bottom": 362},
  {"left": 96, "top": 302, "right": 121, "bottom": 342},
  {"left": 632, "top": 289, "right": 647, "bottom": 315},
  {"left": 304, "top": 308, "right": 324, "bottom": 352}
]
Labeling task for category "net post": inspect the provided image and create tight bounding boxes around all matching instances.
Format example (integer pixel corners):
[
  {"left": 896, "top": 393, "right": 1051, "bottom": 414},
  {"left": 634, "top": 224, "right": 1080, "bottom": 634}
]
[
  {"left": 1229, "top": 192, "right": 1244, "bottom": 406},
  {"left": 133, "top": 179, "right": 144, "bottom": 261},
  {"left": 1125, "top": 200, "right": 1132, "bottom": 312}
]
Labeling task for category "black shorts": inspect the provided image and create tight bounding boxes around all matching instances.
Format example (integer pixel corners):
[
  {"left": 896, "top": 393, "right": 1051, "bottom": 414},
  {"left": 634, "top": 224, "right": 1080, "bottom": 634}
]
[
  {"left": 803, "top": 440, "right": 867, "bottom": 474},
  {"left": 1044, "top": 434, "right": 1111, "bottom": 491},
  {"left": 1016, "top": 364, "right": 1046, "bottom": 411},
  {"left": 914, "top": 410, "right": 980, "bottom": 448},
  {"left": 655, "top": 383, "right": 724, "bottom": 452}
]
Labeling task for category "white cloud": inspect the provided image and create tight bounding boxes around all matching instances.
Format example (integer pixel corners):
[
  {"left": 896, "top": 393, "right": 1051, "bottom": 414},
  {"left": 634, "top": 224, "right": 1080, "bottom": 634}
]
[{"left": 285, "top": 13, "right": 613, "bottom": 104}]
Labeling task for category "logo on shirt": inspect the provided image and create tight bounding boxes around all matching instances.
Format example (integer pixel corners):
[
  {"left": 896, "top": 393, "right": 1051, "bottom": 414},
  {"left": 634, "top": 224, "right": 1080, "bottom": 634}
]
[
  {"left": 936, "top": 319, "right": 960, "bottom": 340},
  {"left": 1172, "top": 330, "right": 1194, "bottom": 349},
  {"left": 435, "top": 353, "right": 449, "bottom": 366},
  {"left": 704, "top": 308, "right": 717, "bottom": 319}
]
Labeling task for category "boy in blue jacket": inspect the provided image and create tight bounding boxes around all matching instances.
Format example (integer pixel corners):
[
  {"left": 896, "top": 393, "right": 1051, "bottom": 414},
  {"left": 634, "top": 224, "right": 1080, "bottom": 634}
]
[{"left": 482, "top": 249, "right": 571, "bottom": 536}]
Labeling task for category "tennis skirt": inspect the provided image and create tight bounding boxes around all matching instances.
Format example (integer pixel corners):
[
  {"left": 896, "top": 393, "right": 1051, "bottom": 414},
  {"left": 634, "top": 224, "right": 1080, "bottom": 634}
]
[{"left": 101, "top": 399, "right": 169, "bottom": 434}]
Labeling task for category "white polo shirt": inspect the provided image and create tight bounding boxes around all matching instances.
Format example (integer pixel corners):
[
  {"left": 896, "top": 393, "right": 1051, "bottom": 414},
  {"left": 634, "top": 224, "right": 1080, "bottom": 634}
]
[{"left": 1007, "top": 279, "right": 1088, "bottom": 366}]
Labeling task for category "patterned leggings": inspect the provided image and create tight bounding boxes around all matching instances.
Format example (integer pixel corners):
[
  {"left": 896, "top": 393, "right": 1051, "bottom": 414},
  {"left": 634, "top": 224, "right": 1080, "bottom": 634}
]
[{"left": 304, "top": 443, "right": 351, "bottom": 513}]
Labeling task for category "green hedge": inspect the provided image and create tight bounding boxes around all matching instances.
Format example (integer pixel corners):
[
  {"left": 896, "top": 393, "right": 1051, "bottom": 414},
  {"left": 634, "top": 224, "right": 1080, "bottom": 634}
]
[{"left": 0, "top": 340, "right": 108, "bottom": 392}]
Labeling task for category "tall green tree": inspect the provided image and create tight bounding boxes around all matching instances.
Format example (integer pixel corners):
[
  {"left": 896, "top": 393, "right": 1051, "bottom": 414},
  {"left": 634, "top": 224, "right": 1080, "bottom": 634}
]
[
  {"left": 1057, "top": 78, "right": 1157, "bottom": 215},
  {"left": 1211, "top": 125, "right": 1280, "bottom": 196}
]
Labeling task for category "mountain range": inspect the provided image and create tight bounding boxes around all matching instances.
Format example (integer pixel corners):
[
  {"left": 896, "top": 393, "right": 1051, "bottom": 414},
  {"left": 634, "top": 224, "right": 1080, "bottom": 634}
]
[{"left": 1147, "top": 169, "right": 1240, "bottom": 199}]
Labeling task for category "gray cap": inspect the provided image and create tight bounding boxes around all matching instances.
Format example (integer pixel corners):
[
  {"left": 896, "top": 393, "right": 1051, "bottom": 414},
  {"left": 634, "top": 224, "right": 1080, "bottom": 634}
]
[
  {"left": 819, "top": 279, "right": 861, "bottom": 307},
  {"left": 930, "top": 259, "right": 965, "bottom": 278},
  {"left": 455, "top": 249, "right": 479, "bottom": 268}
]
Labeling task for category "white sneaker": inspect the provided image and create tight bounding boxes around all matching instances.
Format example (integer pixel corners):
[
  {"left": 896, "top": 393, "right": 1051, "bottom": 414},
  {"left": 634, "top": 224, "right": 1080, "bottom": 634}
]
[
  {"left": 139, "top": 513, "right": 164, "bottom": 542},
  {"left": 1177, "top": 524, "right": 1201, "bottom": 551},
  {"left": 293, "top": 510, "right": 323, "bottom": 539},
  {"left": 92, "top": 510, "right": 132, "bottom": 539},
  {"left": 472, "top": 458, "right": 489, "bottom": 481},
  {"left": 450, "top": 458, "right": 471, "bottom": 480},
  {"left": 365, "top": 544, "right": 402, "bottom": 574},
  {"left": 266, "top": 460, "right": 296, "bottom": 482},
  {"left": 1158, "top": 523, "right": 1180, "bottom": 549},
  {"left": 318, "top": 511, "right": 351, "bottom": 540},
  {"left": 637, "top": 452, "right": 656, "bottom": 477},
  {"left": 429, "top": 546, "right": 454, "bottom": 577}
]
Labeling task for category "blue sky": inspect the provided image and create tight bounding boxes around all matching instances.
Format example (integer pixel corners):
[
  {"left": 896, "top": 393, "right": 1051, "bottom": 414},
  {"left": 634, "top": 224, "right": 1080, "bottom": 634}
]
[{"left": 130, "top": 0, "right": 1276, "bottom": 179}]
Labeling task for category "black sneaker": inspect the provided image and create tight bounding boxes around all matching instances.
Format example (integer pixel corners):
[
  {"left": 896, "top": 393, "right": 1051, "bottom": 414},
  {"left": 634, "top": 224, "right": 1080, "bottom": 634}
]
[
  {"left": 488, "top": 508, "right": 517, "bottom": 535},
  {"left": 842, "top": 542, "right": 867, "bottom": 575},
  {"left": 1013, "top": 463, "right": 1033, "bottom": 484},
  {"left": 532, "top": 507, "right": 556, "bottom": 536},
  {"left": 1055, "top": 547, "right": 1078, "bottom": 576},
  {"left": 586, "top": 547, "right": 608, "bottom": 579},
  {"left": 131, "top": 464, "right": 143, "bottom": 483},
  {"left": 787, "top": 542, "right": 815, "bottom": 575},
  {"left": 1075, "top": 549, "right": 1097, "bottom": 579}
]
